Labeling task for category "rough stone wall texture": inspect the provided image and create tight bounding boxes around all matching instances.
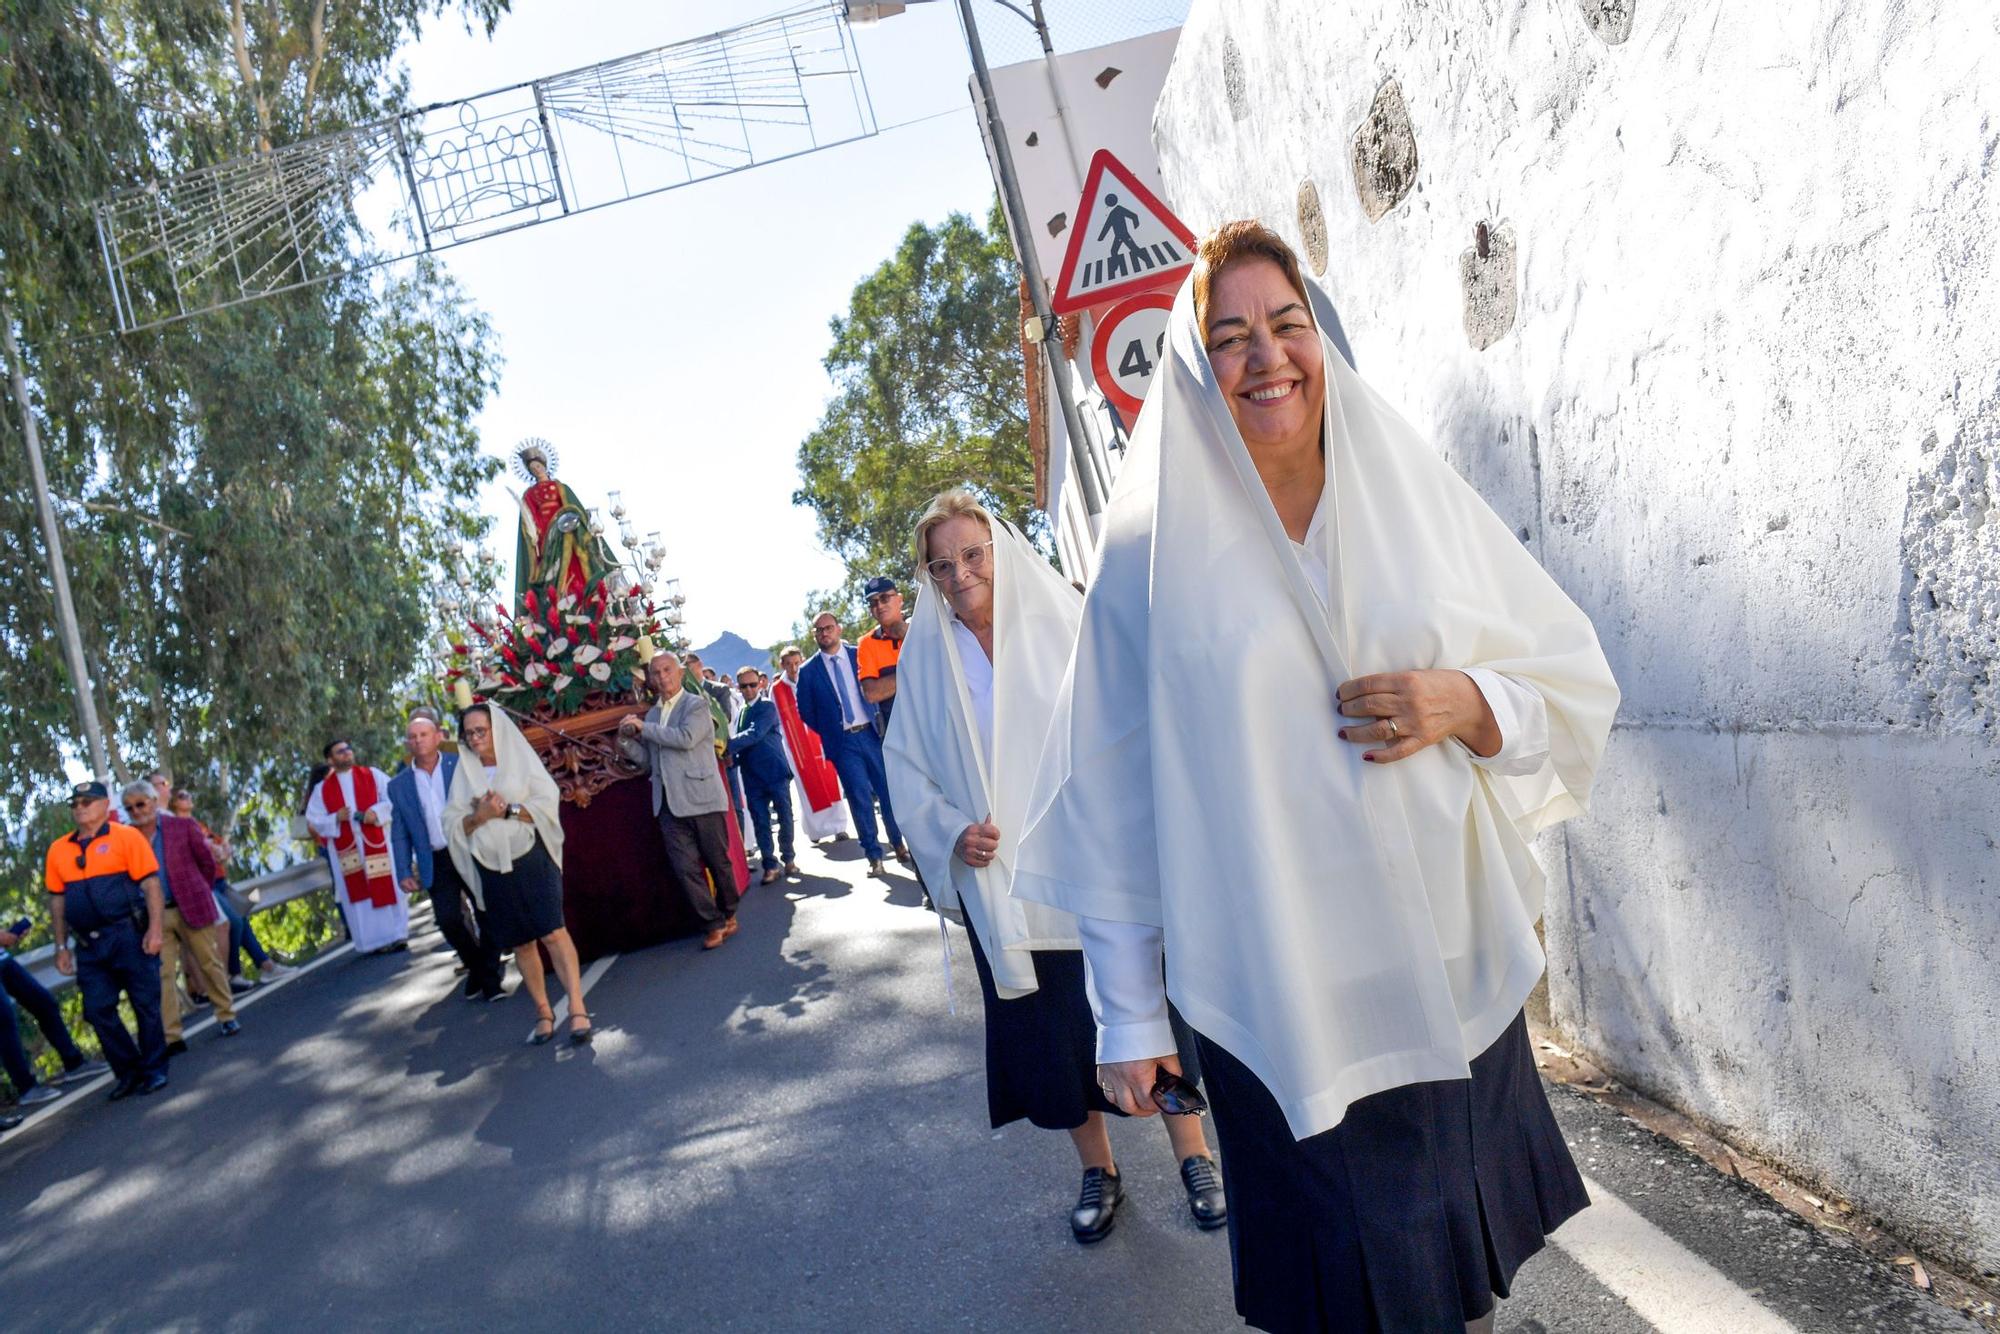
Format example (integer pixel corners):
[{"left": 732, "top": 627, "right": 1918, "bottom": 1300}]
[{"left": 1154, "top": 0, "right": 2000, "bottom": 1272}]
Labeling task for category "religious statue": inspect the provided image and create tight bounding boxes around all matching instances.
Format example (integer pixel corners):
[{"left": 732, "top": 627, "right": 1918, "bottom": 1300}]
[{"left": 512, "top": 438, "right": 621, "bottom": 602}]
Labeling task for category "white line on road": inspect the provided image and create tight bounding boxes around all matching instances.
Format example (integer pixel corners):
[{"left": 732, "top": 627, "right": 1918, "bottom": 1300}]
[
  {"left": 2, "top": 939, "right": 356, "bottom": 1136},
  {"left": 1554, "top": 1172, "right": 1801, "bottom": 1333},
  {"left": 528, "top": 951, "right": 618, "bottom": 1043}
]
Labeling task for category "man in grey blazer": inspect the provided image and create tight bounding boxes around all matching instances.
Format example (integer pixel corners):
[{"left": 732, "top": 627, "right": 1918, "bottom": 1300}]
[{"left": 618, "top": 653, "right": 742, "bottom": 950}]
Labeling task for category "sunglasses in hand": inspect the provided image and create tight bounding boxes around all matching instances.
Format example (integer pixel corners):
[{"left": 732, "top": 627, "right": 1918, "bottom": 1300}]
[{"left": 1150, "top": 1070, "right": 1209, "bottom": 1117}]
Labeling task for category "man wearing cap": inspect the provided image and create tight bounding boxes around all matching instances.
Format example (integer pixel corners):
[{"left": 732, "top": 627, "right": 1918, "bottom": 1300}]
[
  {"left": 856, "top": 576, "right": 908, "bottom": 734},
  {"left": 44, "top": 781, "right": 171, "bottom": 1100},
  {"left": 796, "top": 612, "right": 908, "bottom": 876}
]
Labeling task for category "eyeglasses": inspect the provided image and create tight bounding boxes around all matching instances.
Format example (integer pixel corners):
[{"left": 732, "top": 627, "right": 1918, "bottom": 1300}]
[
  {"left": 925, "top": 541, "right": 994, "bottom": 584},
  {"left": 1151, "top": 1071, "right": 1209, "bottom": 1117},
  {"left": 122, "top": 801, "right": 151, "bottom": 813},
  {"left": 866, "top": 592, "right": 897, "bottom": 605}
]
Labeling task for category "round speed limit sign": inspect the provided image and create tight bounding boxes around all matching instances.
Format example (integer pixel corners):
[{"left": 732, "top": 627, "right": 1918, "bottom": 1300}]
[{"left": 1089, "top": 290, "right": 1176, "bottom": 423}]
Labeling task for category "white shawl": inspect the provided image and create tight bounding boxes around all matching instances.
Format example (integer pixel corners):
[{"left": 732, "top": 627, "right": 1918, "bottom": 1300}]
[
  {"left": 884, "top": 520, "right": 1085, "bottom": 998},
  {"left": 444, "top": 707, "right": 565, "bottom": 910},
  {"left": 1014, "top": 276, "right": 1620, "bottom": 1138}
]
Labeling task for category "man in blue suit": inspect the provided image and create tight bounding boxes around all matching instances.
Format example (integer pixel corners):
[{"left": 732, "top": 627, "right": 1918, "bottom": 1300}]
[
  {"left": 389, "top": 709, "right": 505, "bottom": 1001},
  {"left": 725, "top": 667, "right": 798, "bottom": 885},
  {"left": 796, "top": 612, "right": 908, "bottom": 876}
]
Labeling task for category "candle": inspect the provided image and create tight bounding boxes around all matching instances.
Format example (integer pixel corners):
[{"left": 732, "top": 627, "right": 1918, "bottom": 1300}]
[
  {"left": 452, "top": 677, "right": 474, "bottom": 709},
  {"left": 634, "top": 633, "right": 657, "bottom": 664}
]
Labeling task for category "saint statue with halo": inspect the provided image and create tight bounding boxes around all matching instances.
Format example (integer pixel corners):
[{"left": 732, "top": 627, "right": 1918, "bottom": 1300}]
[{"left": 512, "top": 438, "right": 620, "bottom": 602}]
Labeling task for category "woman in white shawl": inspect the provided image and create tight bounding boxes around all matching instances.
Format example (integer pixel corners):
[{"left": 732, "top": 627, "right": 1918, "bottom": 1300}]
[
  {"left": 884, "top": 490, "right": 1225, "bottom": 1245},
  {"left": 445, "top": 703, "right": 593, "bottom": 1046},
  {"left": 1014, "top": 223, "right": 1620, "bottom": 1332}
]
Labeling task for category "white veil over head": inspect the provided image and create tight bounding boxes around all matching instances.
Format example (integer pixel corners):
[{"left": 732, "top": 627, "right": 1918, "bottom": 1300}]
[
  {"left": 1015, "top": 270, "right": 1619, "bottom": 1138},
  {"left": 884, "top": 514, "right": 1085, "bottom": 998},
  {"left": 444, "top": 704, "right": 565, "bottom": 909}
]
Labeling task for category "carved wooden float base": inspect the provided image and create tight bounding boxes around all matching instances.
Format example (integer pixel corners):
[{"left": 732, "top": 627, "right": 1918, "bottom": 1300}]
[{"left": 518, "top": 696, "right": 648, "bottom": 808}]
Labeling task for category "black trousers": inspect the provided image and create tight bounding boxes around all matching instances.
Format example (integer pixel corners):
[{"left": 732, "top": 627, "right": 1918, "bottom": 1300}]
[
  {"left": 429, "top": 853, "right": 503, "bottom": 988},
  {"left": 75, "top": 921, "right": 165, "bottom": 1080},
  {"left": 657, "top": 807, "right": 740, "bottom": 926}
]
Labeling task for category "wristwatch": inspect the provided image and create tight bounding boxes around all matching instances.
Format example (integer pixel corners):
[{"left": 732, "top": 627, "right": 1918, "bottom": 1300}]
[{"left": 506, "top": 803, "right": 522, "bottom": 820}]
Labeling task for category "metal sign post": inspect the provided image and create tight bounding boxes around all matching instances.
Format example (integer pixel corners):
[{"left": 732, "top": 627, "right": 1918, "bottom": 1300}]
[
  {"left": 952, "top": 0, "right": 1105, "bottom": 520},
  {"left": 0, "top": 300, "right": 111, "bottom": 780}
]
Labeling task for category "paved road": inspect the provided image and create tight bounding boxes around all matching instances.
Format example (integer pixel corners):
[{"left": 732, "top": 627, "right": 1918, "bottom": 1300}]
[{"left": 0, "top": 836, "right": 1968, "bottom": 1331}]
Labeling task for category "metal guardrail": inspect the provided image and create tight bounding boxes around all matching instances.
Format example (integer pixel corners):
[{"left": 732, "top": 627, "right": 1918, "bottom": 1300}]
[{"left": 18, "top": 857, "right": 334, "bottom": 994}]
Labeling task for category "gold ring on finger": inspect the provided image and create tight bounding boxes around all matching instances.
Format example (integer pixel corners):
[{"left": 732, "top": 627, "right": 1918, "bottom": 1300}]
[{"left": 1386, "top": 718, "right": 1400, "bottom": 740}]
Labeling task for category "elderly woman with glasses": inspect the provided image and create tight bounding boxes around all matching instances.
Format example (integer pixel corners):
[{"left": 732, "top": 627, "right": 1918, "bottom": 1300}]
[
  {"left": 1015, "top": 223, "right": 1620, "bottom": 1332},
  {"left": 884, "top": 489, "right": 1226, "bottom": 1245},
  {"left": 445, "top": 704, "right": 592, "bottom": 1046}
]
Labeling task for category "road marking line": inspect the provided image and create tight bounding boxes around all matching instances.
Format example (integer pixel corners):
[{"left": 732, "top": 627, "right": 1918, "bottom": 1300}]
[
  {"left": 1555, "top": 1172, "right": 1801, "bottom": 1333},
  {"left": 1, "top": 940, "right": 356, "bottom": 1137},
  {"left": 528, "top": 952, "right": 618, "bottom": 1043}
]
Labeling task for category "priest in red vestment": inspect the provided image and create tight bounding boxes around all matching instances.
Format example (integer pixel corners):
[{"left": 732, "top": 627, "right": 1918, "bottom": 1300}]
[
  {"left": 773, "top": 646, "right": 850, "bottom": 842},
  {"left": 304, "top": 740, "right": 410, "bottom": 954}
]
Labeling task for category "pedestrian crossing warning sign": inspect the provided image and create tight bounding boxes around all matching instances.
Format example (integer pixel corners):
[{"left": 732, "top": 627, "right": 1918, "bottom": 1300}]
[{"left": 1050, "top": 150, "right": 1198, "bottom": 316}]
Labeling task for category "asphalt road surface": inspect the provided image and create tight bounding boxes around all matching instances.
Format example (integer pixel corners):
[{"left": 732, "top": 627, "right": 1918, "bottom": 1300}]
[{"left": 0, "top": 835, "right": 1968, "bottom": 1332}]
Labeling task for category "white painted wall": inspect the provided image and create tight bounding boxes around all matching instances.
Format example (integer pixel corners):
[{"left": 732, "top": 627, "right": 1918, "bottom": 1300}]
[{"left": 1151, "top": 0, "right": 2000, "bottom": 1273}]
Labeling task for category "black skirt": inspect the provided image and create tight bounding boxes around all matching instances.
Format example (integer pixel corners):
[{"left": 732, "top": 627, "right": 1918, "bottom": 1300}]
[
  {"left": 962, "top": 916, "right": 1113, "bottom": 1131},
  {"left": 1196, "top": 1011, "right": 1587, "bottom": 1333},
  {"left": 475, "top": 835, "right": 566, "bottom": 951}
]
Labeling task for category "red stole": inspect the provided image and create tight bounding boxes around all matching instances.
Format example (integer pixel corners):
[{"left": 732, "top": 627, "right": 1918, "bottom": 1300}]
[
  {"left": 320, "top": 768, "right": 399, "bottom": 908},
  {"left": 772, "top": 677, "right": 842, "bottom": 812}
]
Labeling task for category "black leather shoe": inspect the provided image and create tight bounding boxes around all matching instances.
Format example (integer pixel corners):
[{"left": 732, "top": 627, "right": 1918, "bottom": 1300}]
[
  {"left": 1070, "top": 1166, "right": 1123, "bottom": 1243},
  {"left": 164, "top": 1039, "right": 190, "bottom": 1057},
  {"left": 106, "top": 1075, "right": 143, "bottom": 1102},
  {"left": 462, "top": 975, "right": 484, "bottom": 1001},
  {"left": 218, "top": 1020, "right": 242, "bottom": 1038},
  {"left": 1180, "top": 1154, "right": 1228, "bottom": 1230},
  {"left": 137, "top": 1072, "right": 169, "bottom": 1096}
]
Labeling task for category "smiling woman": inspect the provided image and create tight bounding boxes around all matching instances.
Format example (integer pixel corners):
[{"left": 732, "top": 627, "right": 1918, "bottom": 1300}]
[{"left": 1015, "top": 221, "right": 1621, "bottom": 1333}]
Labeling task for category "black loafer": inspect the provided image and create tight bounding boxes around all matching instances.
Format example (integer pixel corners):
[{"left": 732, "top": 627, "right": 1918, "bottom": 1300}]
[
  {"left": 1180, "top": 1154, "right": 1228, "bottom": 1230},
  {"left": 106, "top": 1075, "right": 143, "bottom": 1102},
  {"left": 137, "top": 1072, "right": 169, "bottom": 1096},
  {"left": 164, "top": 1039, "right": 190, "bottom": 1057},
  {"left": 1070, "top": 1166, "right": 1123, "bottom": 1243}
]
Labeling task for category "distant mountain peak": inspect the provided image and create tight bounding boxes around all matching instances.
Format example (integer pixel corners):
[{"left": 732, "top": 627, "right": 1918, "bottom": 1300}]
[{"left": 688, "top": 630, "right": 766, "bottom": 678}]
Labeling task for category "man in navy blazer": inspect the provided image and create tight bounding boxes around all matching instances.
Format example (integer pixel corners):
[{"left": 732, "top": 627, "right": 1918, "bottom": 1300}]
[
  {"left": 725, "top": 667, "right": 798, "bottom": 884},
  {"left": 389, "top": 709, "right": 504, "bottom": 1001},
  {"left": 796, "top": 612, "right": 908, "bottom": 875}
]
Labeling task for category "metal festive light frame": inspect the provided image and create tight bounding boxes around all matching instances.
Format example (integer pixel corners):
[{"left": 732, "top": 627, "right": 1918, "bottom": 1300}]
[{"left": 92, "top": 4, "right": 877, "bottom": 333}]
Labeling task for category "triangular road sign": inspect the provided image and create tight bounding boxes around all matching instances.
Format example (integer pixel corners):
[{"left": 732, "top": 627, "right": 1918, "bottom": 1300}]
[{"left": 1051, "top": 150, "right": 1197, "bottom": 316}]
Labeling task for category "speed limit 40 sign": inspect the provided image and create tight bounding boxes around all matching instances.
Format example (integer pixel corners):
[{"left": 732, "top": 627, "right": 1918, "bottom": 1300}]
[{"left": 1088, "top": 291, "right": 1176, "bottom": 423}]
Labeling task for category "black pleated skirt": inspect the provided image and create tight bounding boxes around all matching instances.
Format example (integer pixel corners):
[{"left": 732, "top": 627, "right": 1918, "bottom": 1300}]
[
  {"left": 1195, "top": 1011, "right": 1587, "bottom": 1333},
  {"left": 476, "top": 836, "right": 566, "bottom": 951}
]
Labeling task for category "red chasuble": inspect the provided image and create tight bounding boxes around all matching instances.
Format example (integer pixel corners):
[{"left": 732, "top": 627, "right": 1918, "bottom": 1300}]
[
  {"left": 320, "top": 768, "right": 400, "bottom": 908},
  {"left": 772, "top": 676, "right": 842, "bottom": 813}
]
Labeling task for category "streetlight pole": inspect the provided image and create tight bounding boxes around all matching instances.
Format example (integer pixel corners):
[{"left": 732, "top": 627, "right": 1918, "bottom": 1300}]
[
  {"left": 0, "top": 299, "right": 112, "bottom": 780},
  {"left": 849, "top": 0, "right": 1105, "bottom": 521}
]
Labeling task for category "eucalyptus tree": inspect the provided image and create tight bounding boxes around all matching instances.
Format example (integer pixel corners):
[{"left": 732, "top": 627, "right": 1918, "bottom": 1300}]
[{"left": 0, "top": 0, "right": 510, "bottom": 914}]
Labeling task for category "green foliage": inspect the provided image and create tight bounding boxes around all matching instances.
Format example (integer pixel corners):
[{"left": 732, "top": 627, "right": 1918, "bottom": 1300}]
[
  {"left": 792, "top": 201, "right": 1044, "bottom": 627},
  {"left": 0, "top": 1, "right": 509, "bottom": 927}
]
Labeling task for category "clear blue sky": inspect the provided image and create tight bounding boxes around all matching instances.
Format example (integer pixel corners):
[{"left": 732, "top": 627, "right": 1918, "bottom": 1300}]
[{"left": 400, "top": 0, "right": 1006, "bottom": 648}]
